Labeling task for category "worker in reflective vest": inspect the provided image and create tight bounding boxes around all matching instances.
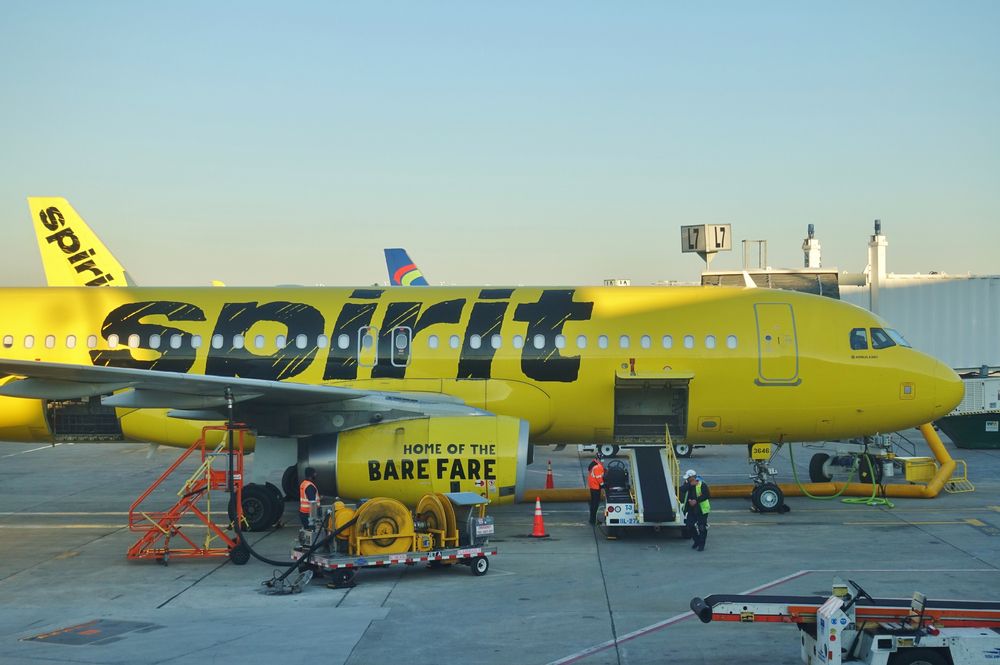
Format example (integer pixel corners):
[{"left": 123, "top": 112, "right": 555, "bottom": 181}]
[
  {"left": 587, "top": 456, "right": 605, "bottom": 525},
  {"left": 299, "top": 467, "right": 319, "bottom": 528},
  {"left": 680, "top": 469, "right": 711, "bottom": 551}
]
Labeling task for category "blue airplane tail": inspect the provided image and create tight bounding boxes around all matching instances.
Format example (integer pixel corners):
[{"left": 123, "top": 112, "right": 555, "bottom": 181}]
[{"left": 384, "top": 248, "right": 429, "bottom": 286}]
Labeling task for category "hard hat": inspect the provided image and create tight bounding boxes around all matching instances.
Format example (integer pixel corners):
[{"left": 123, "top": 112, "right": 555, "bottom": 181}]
[{"left": 683, "top": 469, "right": 697, "bottom": 479}]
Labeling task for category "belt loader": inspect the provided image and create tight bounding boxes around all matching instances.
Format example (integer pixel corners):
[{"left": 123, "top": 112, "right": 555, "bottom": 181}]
[{"left": 691, "top": 579, "right": 1000, "bottom": 664}]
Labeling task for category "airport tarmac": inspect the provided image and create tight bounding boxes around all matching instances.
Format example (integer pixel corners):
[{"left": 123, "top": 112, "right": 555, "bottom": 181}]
[{"left": 1, "top": 433, "right": 998, "bottom": 665}]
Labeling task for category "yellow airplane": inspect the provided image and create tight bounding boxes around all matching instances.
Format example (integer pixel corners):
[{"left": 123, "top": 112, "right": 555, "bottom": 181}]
[{"left": 0, "top": 283, "right": 962, "bottom": 527}]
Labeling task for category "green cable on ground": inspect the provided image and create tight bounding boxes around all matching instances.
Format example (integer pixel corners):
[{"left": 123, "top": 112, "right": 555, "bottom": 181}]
[
  {"left": 840, "top": 454, "right": 895, "bottom": 508},
  {"left": 788, "top": 443, "right": 858, "bottom": 500}
]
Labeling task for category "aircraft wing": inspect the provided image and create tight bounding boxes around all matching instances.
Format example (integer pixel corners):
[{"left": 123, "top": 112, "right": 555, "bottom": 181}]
[{"left": 0, "top": 359, "right": 486, "bottom": 435}]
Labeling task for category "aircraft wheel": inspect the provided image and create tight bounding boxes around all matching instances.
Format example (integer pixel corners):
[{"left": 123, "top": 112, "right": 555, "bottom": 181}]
[
  {"left": 470, "top": 556, "right": 489, "bottom": 576},
  {"left": 598, "top": 444, "right": 620, "bottom": 458},
  {"left": 808, "top": 453, "right": 833, "bottom": 483},
  {"left": 751, "top": 483, "right": 784, "bottom": 513},
  {"left": 264, "top": 483, "right": 285, "bottom": 526},
  {"left": 673, "top": 443, "right": 693, "bottom": 458},
  {"left": 329, "top": 569, "right": 356, "bottom": 588},
  {"left": 234, "top": 484, "right": 280, "bottom": 532},
  {"left": 858, "top": 454, "right": 884, "bottom": 485},
  {"left": 888, "top": 648, "right": 948, "bottom": 665},
  {"left": 281, "top": 465, "right": 299, "bottom": 501}
]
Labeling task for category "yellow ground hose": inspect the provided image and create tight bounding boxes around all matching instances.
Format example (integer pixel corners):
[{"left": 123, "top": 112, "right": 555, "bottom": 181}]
[{"left": 529, "top": 425, "right": 955, "bottom": 503}]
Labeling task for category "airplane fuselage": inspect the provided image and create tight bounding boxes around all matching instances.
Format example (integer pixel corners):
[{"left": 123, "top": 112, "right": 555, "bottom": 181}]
[{"left": 0, "top": 285, "right": 962, "bottom": 447}]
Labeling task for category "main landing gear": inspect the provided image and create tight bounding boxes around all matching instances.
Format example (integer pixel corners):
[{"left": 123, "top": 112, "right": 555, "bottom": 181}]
[{"left": 229, "top": 482, "right": 285, "bottom": 532}]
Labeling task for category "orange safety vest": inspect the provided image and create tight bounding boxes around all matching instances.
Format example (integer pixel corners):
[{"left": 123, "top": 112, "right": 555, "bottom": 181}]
[
  {"left": 299, "top": 479, "right": 319, "bottom": 514},
  {"left": 588, "top": 462, "right": 605, "bottom": 490}
]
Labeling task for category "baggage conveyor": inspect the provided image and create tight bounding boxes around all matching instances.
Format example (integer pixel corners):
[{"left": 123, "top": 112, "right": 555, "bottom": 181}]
[{"left": 691, "top": 580, "right": 1000, "bottom": 664}]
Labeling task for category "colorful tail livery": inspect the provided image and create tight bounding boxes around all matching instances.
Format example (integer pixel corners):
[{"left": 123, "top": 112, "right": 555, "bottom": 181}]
[
  {"left": 385, "top": 248, "right": 429, "bottom": 286},
  {"left": 28, "top": 197, "right": 135, "bottom": 287}
]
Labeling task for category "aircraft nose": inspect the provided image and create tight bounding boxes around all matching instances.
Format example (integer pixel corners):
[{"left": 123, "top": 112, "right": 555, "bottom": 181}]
[{"left": 934, "top": 362, "right": 964, "bottom": 419}]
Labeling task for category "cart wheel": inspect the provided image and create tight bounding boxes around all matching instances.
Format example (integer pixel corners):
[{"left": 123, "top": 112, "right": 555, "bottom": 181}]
[
  {"left": 808, "top": 453, "right": 832, "bottom": 483},
  {"left": 328, "top": 569, "right": 356, "bottom": 588},
  {"left": 229, "top": 540, "right": 251, "bottom": 566},
  {"left": 751, "top": 483, "right": 784, "bottom": 513},
  {"left": 428, "top": 560, "right": 445, "bottom": 569},
  {"left": 888, "top": 648, "right": 948, "bottom": 665},
  {"left": 470, "top": 556, "right": 489, "bottom": 576},
  {"left": 673, "top": 443, "right": 693, "bottom": 458}
]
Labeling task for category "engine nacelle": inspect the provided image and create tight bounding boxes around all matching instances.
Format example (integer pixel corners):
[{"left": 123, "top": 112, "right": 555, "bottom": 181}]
[
  {"left": 298, "top": 415, "right": 529, "bottom": 506},
  {"left": 0, "top": 393, "right": 51, "bottom": 442}
]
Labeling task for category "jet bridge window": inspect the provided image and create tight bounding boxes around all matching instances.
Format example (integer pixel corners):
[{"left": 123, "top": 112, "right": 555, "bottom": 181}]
[
  {"left": 850, "top": 328, "right": 868, "bottom": 350},
  {"left": 870, "top": 327, "right": 896, "bottom": 350}
]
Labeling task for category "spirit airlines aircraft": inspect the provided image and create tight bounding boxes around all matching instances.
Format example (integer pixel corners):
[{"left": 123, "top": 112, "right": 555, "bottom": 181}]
[{"left": 0, "top": 280, "right": 963, "bottom": 529}]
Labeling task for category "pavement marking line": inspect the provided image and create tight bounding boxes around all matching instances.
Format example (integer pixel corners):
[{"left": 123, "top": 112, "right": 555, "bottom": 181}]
[
  {"left": 0, "top": 512, "right": 129, "bottom": 516},
  {"left": 842, "top": 520, "right": 969, "bottom": 526},
  {"left": 1, "top": 443, "right": 65, "bottom": 458},
  {"left": 546, "top": 569, "right": 812, "bottom": 665}
]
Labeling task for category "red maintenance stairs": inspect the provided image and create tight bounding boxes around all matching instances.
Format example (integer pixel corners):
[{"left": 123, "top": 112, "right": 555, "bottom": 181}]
[{"left": 127, "top": 425, "right": 249, "bottom": 563}]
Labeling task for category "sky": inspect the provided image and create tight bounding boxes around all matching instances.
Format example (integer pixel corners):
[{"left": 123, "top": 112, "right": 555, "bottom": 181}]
[{"left": 1, "top": 2, "right": 997, "bottom": 287}]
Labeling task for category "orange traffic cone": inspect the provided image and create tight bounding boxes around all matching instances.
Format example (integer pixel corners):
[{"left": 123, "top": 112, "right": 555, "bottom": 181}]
[
  {"left": 545, "top": 459, "right": 554, "bottom": 489},
  {"left": 530, "top": 497, "right": 549, "bottom": 538}
]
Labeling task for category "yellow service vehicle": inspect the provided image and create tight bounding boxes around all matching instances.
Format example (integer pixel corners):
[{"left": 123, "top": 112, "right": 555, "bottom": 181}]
[{"left": 292, "top": 491, "right": 496, "bottom": 588}]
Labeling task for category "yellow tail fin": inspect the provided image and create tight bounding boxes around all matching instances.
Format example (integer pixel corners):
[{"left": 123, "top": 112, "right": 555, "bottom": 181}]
[{"left": 27, "top": 197, "right": 135, "bottom": 287}]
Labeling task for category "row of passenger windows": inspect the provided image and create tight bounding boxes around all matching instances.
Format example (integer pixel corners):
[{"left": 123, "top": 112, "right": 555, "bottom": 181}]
[{"left": 2, "top": 332, "right": 741, "bottom": 352}]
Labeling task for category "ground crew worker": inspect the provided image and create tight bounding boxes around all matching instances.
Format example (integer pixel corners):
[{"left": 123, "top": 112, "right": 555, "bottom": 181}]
[
  {"left": 680, "top": 469, "right": 711, "bottom": 551},
  {"left": 299, "top": 467, "right": 319, "bottom": 528},
  {"left": 587, "top": 455, "right": 605, "bottom": 525}
]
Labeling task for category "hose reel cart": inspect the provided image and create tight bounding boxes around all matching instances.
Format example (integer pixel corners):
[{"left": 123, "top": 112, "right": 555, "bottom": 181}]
[{"left": 292, "top": 491, "right": 497, "bottom": 588}]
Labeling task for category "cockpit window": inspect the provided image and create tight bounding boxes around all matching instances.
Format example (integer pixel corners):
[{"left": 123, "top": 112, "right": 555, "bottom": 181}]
[
  {"left": 849, "top": 328, "right": 868, "bottom": 350},
  {"left": 870, "top": 327, "right": 896, "bottom": 350},
  {"left": 886, "top": 328, "right": 911, "bottom": 348}
]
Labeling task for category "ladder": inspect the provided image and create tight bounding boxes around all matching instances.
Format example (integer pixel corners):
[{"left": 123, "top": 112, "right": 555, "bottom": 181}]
[{"left": 127, "top": 425, "right": 248, "bottom": 563}]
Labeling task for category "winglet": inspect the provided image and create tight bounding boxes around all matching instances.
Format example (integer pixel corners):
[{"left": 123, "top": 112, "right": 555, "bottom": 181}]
[
  {"left": 384, "top": 248, "right": 429, "bottom": 286},
  {"left": 27, "top": 197, "right": 135, "bottom": 286}
]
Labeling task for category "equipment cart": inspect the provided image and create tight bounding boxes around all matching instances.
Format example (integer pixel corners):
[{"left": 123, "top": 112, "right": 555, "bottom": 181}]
[{"left": 292, "top": 491, "right": 497, "bottom": 588}]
